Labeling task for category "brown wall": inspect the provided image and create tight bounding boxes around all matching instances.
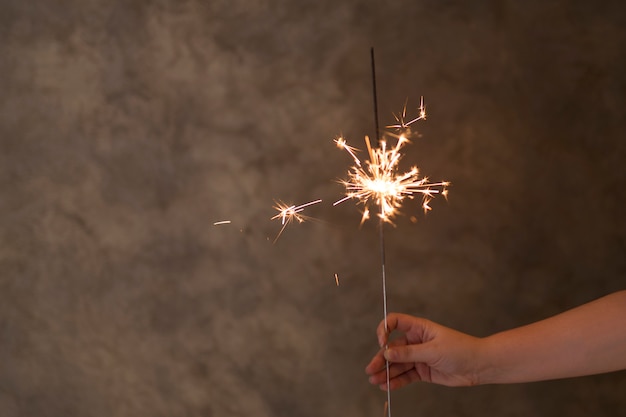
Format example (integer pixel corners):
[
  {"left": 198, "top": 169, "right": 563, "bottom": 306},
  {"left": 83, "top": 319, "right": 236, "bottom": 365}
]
[{"left": 1, "top": 1, "right": 625, "bottom": 416}]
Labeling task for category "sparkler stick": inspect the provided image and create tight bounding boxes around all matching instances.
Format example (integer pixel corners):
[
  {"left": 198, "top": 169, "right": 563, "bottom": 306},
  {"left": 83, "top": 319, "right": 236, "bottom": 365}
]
[
  {"left": 370, "top": 47, "right": 391, "bottom": 417},
  {"left": 334, "top": 50, "right": 449, "bottom": 417},
  {"left": 371, "top": 47, "right": 381, "bottom": 145},
  {"left": 373, "top": 47, "right": 392, "bottom": 417},
  {"left": 270, "top": 199, "right": 322, "bottom": 243},
  {"left": 379, "top": 197, "right": 391, "bottom": 417}
]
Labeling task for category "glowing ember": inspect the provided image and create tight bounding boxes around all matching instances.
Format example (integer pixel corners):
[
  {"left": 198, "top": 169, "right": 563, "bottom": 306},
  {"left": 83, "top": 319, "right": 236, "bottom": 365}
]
[{"left": 212, "top": 220, "right": 232, "bottom": 226}]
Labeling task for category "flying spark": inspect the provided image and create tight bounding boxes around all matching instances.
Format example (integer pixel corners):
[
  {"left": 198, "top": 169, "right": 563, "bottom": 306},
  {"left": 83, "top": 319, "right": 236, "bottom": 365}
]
[
  {"left": 271, "top": 199, "right": 322, "bottom": 242},
  {"left": 213, "top": 220, "right": 232, "bottom": 226},
  {"left": 387, "top": 96, "right": 427, "bottom": 130}
]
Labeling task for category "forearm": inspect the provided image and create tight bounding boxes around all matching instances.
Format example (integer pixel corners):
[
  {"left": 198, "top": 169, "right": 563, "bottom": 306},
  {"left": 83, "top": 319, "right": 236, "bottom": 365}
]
[{"left": 476, "top": 290, "right": 626, "bottom": 384}]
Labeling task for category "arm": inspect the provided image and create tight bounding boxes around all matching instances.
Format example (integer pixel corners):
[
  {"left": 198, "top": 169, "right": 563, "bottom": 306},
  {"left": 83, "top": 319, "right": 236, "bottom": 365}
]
[
  {"left": 366, "top": 291, "right": 626, "bottom": 389},
  {"left": 479, "top": 290, "right": 626, "bottom": 384}
]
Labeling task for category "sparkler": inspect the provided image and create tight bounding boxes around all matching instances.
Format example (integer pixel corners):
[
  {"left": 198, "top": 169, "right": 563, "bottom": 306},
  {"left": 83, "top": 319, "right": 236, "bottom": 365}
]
[
  {"left": 270, "top": 199, "right": 322, "bottom": 243},
  {"left": 334, "top": 48, "right": 449, "bottom": 417}
]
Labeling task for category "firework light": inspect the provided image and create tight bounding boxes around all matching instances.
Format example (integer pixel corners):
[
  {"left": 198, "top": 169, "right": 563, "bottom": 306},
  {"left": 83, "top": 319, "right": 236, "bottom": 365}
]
[{"left": 333, "top": 126, "right": 449, "bottom": 225}]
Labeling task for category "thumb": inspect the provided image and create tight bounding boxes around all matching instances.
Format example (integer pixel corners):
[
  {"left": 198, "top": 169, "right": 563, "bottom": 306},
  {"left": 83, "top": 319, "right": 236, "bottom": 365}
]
[{"left": 384, "top": 343, "right": 434, "bottom": 364}]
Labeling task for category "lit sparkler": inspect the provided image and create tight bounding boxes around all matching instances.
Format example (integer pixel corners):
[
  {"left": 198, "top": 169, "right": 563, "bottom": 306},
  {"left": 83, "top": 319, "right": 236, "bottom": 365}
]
[
  {"left": 270, "top": 199, "right": 322, "bottom": 243},
  {"left": 334, "top": 46, "right": 449, "bottom": 417}
]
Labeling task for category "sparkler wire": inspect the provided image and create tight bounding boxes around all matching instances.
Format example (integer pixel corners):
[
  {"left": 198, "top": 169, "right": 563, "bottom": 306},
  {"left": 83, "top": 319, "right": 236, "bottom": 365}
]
[
  {"left": 379, "top": 210, "right": 391, "bottom": 417},
  {"left": 372, "top": 47, "right": 391, "bottom": 417},
  {"left": 371, "top": 47, "right": 381, "bottom": 145}
]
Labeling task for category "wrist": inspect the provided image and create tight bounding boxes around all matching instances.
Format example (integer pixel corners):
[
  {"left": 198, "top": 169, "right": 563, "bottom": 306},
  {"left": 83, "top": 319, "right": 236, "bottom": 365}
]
[{"left": 469, "top": 336, "right": 499, "bottom": 386}]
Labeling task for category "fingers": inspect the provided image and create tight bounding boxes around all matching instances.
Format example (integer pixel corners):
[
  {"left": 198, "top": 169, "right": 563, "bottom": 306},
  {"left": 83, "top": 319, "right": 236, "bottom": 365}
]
[
  {"left": 365, "top": 338, "right": 408, "bottom": 375},
  {"left": 369, "top": 313, "right": 438, "bottom": 391},
  {"left": 365, "top": 352, "right": 385, "bottom": 376},
  {"left": 385, "top": 368, "right": 421, "bottom": 391},
  {"left": 385, "top": 343, "right": 436, "bottom": 365},
  {"left": 376, "top": 313, "right": 430, "bottom": 347},
  {"left": 367, "top": 338, "right": 436, "bottom": 373},
  {"left": 369, "top": 364, "right": 422, "bottom": 391},
  {"left": 368, "top": 362, "right": 414, "bottom": 385}
]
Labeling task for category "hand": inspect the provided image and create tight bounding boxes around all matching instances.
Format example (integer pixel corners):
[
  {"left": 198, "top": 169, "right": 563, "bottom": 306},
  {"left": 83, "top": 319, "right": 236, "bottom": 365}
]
[{"left": 365, "top": 313, "right": 483, "bottom": 389}]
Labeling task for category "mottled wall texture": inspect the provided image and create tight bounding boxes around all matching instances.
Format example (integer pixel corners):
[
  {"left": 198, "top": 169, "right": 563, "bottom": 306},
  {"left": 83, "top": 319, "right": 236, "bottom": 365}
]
[{"left": 1, "top": 1, "right": 625, "bottom": 416}]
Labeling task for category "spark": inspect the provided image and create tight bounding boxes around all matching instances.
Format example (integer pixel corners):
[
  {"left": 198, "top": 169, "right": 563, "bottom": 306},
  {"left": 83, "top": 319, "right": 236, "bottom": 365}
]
[
  {"left": 334, "top": 137, "right": 361, "bottom": 167},
  {"left": 334, "top": 273, "right": 339, "bottom": 286},
  {"left": 333, "top": 133, "right": 449, "bottom": 225},
  {"left": 270, "top": 199, "right": 322, "bottom": 243},
  {"left": 213, "top": 220, "right": 232, "bottom": 226},
  {"left": 387, "top": 96, "right": 427, "bottom": 130}
]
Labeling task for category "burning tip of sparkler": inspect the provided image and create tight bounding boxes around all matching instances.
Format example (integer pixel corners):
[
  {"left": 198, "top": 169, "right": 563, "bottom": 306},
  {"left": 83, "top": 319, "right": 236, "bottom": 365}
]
[{"left": 334, "top": 131, "right": 449, "bottom": 225}]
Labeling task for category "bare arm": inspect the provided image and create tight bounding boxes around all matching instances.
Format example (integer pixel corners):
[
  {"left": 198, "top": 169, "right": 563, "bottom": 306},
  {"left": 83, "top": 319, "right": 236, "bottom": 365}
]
[
  {"left": 478, "top": 290, "right": 626, "bottom": 384},
  {"left": 366, "top": 291, "right": 626, "bottom": 389}
]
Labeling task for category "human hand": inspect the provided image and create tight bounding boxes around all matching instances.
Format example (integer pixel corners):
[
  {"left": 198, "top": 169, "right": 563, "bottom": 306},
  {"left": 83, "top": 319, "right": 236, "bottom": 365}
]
[{"left": 365, "top": 313, "right": 483, "bottom": 389}]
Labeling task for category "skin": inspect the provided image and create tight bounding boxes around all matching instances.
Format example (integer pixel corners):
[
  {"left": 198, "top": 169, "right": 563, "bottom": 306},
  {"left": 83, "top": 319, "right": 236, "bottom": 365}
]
[{"left": 366, "top": 290, "right": 626, "bottom": 390}]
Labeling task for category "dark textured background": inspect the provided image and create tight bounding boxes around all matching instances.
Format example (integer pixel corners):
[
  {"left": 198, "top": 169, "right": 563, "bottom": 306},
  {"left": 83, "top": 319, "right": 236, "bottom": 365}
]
[{"left": 1, "top": 1, "right": 626, "bottom": 416}]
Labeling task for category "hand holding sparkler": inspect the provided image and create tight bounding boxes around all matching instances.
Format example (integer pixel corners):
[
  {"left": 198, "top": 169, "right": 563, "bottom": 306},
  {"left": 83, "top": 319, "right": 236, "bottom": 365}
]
[
  {"left": 366, "top": 291, "right": 626, "bottom": 388},
  {"left": 365, "top": 313, "right": 481, "bottom": 389}
]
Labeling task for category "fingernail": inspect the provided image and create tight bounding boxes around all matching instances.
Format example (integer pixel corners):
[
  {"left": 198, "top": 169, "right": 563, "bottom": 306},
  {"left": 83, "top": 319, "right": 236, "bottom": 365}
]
[{"left": 383, "top": 349, "right": 392, "bottom": 361}]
